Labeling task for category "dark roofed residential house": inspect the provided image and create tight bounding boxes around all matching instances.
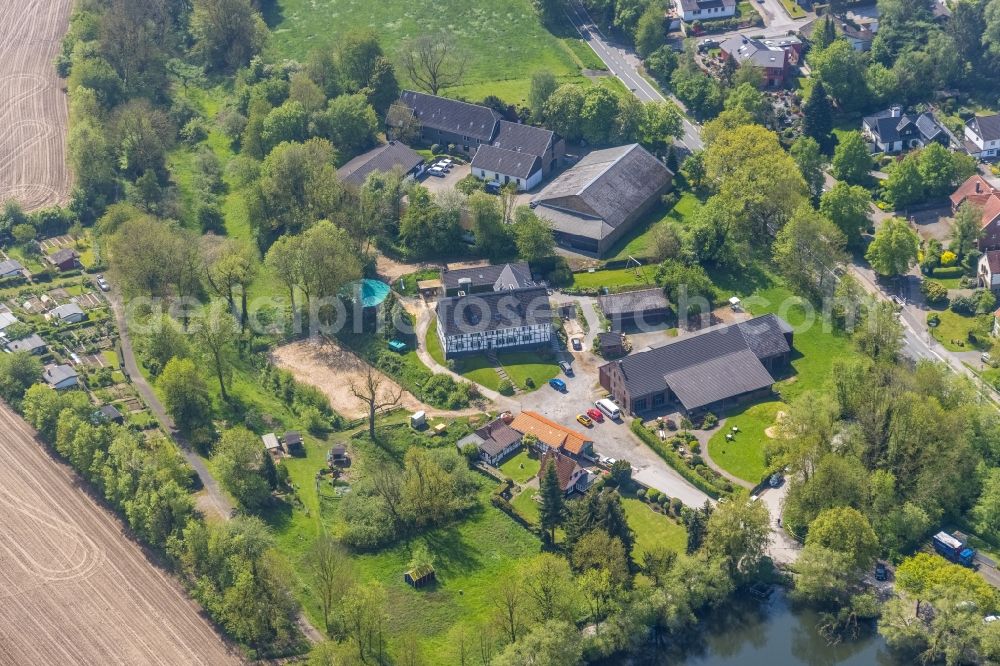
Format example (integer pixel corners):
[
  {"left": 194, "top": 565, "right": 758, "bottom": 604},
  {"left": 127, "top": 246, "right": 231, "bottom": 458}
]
[
  {"left": 862, "top": 106, "right": 949, "bottom": 154},
  {"left": 537, "top": 450, "right": 588, "bottom": 495},
  {"left": 598, "top": 288, "right": 671, "bottom": 329},
  {"left": 45, "top": 248, "right": 79, "bottom": 272},
  {"left": 951, "top": 175, "right": 1000, "bottom": 251},
  {"left": 457, "top": 417, "right": 523, "bottom": 466},
  {"left": 530, "top": 144, "right": 673, "bottom": 257},
  {"left": 390, "top": 91, "right": 565, "bottom": 176},
  {"left": 719, "top": 36, "right": 792, "bottom": 87},
  {"left": 43, "top": 364, "right": 79, "bottom": 390},
  {"left": 674, "top": 0, "right": 736, "bottom": 21},
  {"left": 435, "top": 287, "right": 552, "bottom": 359},
  {"left": 48, "top": 303, "right": 87, "bottom": 324},
  {"left": 441, "top": 261, "right": 534, "bottom": 296},
  {"left": 392, "top": 90, "right": 502, "bottom": 154},
  {"left": 337, "top": 141, "right": 424, "bottom": 187},
  {"left": 965, "top": 113, "right": 1000, "bottom": 160},
  {"left": 5, "top": 333, "right": 47, "bottom": 355},
  {"left": 598, "top": 314, "right": 793, "bottom": 414}
]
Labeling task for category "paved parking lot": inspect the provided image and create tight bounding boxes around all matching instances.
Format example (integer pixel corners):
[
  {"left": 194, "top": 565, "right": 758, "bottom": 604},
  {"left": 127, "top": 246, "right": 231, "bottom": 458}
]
[{"left": 419, "top": 162, "right": 470, "bottom": 194}]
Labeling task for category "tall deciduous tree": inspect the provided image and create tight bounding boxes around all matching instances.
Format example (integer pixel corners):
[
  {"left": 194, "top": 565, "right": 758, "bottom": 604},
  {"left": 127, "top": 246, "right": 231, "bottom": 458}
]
[
  {"left": 350, "top": 365, "right": 403, "bottom": 440},
  {"left": 854, "top": 300, "right": 904, "bottom": 362},
  {"left": 820, "top": 182, "right": 872, "bottom": 248},
  {"left": 190, "top": 0, "right": 268, "bottom": 72},
  {"left": 831, "top": 130, "right": 872, "bottom": 185},
  {"left": 264, "top": 234, "right": 302, "bottom": 312},
  {"left": 513, "top": 208, "right": 555, "bottom": 261},
  {"left": 789, "top": 136, "right": 826, "bottom": 199},
  {"left": 158, "top": 357, "right": 213, "bottom": 438},
  {"left": 865, "top": 217, "right": 919, "bottom": 277},
  {"left": 950, "top": 201, "right": 983, "bottom": 260},
  {"left": 193, "top": 301, "right": 239, "bottom": 402},
  {"left": 309, "top": 534, "right": 351, "bottom": 633},
  {"left": 400, "top": 36, "right": 466, "bottom": 95},
  {"left": 772, "top": 204, "right": 846, "bottom": 296},
  {"left": 214, "top": 426, "right": 273, "bottom": 510},
  {"left": 703, "top": 496, "right": 770, "bottom": 581},
  {"left": 529, "top": 69, "right": 558, "bottom": 118},
  {"left": 806, "top": 506, "right": 880, "bottom": 573}
]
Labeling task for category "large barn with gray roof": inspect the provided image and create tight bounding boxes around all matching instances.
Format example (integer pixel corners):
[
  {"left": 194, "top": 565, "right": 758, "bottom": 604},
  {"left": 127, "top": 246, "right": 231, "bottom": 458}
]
[
  {"left": 598, "top": 314, "right": 793, "bottom": 415},
  {"left": 529, "top": 144, "right": 672, "bottom": 257}
]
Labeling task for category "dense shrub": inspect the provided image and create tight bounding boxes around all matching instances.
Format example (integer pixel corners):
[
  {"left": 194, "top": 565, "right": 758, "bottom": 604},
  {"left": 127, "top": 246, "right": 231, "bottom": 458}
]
[
  {"left": 498, "top": 379, "right": 514, "bottom": 396},
  {"left": 920, "top": 280, "right": 949, "bottom": 307},
  {"left": 630, "top": 419, "right": 728, "bottom": 498}
]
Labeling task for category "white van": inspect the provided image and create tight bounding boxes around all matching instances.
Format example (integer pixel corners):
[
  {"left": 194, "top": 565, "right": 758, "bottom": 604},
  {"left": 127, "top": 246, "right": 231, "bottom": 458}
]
[{"left": 595, "top": 399, "right": 621, "bottom": 420}]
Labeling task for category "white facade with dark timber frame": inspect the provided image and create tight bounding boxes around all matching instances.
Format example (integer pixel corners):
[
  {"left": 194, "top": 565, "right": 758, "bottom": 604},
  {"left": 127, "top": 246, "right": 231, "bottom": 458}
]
[{"left": 435, "top": 287, "right": 553, "bottom": 358}]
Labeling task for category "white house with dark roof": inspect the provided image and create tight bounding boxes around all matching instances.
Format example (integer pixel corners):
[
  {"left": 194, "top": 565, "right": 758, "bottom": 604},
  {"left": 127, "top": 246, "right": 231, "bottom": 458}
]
[
  {"left": 337, "top": 141, "right": 424, "bottom": 187},
  {"left": 441, "top": 261, "right": 534, "bottom": 296},
  {"left": 964, "top": 113, "right": 1000, "bottom": 160},
  {"left": 530, "top": 144, "right": 673, "bottom": 257},
  {"left": 457, "top": 417, "right": 523, "bottom": 466},
  {"left": 435, "top": 286, "right": 552, "bottom": 358},
  {"left": 675, "top": 0, "right": 735, "bottom": 21},
  {"left": 472, "top": 145, "right": 542, "bottom": 190},
  {"left": 862, "top": 106, "right": 949, "bottom": 154},
  {"left": 48, "top": 303, "right": 87, "bottom": 324},
  {"left": 5, "top": 333, "right": 47, "bottom": 355}
]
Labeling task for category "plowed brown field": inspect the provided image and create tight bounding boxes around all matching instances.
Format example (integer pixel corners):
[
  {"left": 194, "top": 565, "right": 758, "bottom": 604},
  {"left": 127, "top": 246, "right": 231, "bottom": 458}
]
[
  {"left": 0, "top": 0, "right": 73, "bottom": 210},
  {"left": 0, "top": 404, "right": 242, "bottom": 665}
]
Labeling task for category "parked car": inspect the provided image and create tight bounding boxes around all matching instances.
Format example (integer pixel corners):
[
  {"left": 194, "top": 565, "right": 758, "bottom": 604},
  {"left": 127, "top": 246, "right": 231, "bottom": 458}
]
[
  {"left": 698, "top": 38, "right": 719, "bottom": 51},
  {"left": 874, "top": 561, "right": 888, "bottom": 581},
  {"left": 560, "top": 361, "right": 573, "bottom": 376},
  {"left": 889, "top": 295, "right": 904, "bottom": 307},
  {"left": 427, "top": 167, "right": 446, "bottom": 177},
  {"left": 549, "top": 378, "right": 566, "bottom": 391},
  {"left": 576, "top": 414, "right": 593, "bottom": 427},
  {"left": 768, "top": 473, "right": 783, "bottom": 488},
  {"left": 586, "top": 408, "right": 604, "bottom": 423},
  {"left": 982, "top": 352, "right": 992, "bottom": 364},
  {"left": 571, "top": 337, "right": 583, "bottom": 351},
  {"left": 96, "top": 274, "right": 110, "bottom": 292}
]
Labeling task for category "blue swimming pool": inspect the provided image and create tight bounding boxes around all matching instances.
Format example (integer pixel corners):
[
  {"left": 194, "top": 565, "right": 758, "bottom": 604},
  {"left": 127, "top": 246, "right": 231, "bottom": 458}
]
[{"left": 345, "top": 279, "right": 390, "bottom": 308}]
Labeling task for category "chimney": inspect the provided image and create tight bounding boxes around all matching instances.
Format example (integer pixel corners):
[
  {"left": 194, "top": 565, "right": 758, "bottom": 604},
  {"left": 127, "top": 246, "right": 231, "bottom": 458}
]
[
  {"left": 890, "top": 105, "right": 902, "bottom": 118},
  {"left": 977, "top": 180, "right": 982, "bottom": 194}
]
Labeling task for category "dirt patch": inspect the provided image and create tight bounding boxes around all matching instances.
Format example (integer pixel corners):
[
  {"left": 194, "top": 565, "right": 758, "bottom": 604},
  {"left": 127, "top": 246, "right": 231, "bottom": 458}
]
[
  {"left": 0, "top": 404, "right": 239, "bottom": 664},
  {"left": 764, "top": 411, "right": 788, "bottom": 439},
  {"left": 271, "top": 338, "right": 424, "bottom": 418},
  {"left": 0, "top": 0, "right": 73, "bottom": 210}
]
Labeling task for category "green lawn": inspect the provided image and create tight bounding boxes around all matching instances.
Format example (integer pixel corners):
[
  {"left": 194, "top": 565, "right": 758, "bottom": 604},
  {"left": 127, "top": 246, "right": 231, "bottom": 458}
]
[
  {"left": 101, "top": 349, "right": 119, "bottom": 369},
  {"left": 607, "top": 191, "right": 702, "bottom": 262},
  {"left": 397, "top": 268, "right": 440, "bottom": 297},
  {"left": 929, "top": 309, "right": 993, "bottom": 352},
  {"left": 511, "top": 487, "right": 540, "bottom": 523},
  {"left": 621, "top": 497, "right": 687, "bottom": 557},
  {"left": 571, "top": 266, "right": 656, "bottom": 291},
  {"left": 499, "top": 352, "right": 560, "bottom": 390},
  {"left": 499, "top": 448, "right": 541, "bottom": 483},
  {"left": 268, "top": 0, "right": 583, "bottom": 104},
  {"left": 778, "top": 0, "right": 806, "bottom": 18},
  {"left": 707, "top": 400, "right": 783, "bottom": 484}
]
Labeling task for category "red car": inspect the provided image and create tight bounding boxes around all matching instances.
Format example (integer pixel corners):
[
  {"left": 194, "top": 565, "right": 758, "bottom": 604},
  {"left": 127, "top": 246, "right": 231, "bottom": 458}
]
[{"left": 586, "top": 408, "right": 604, "bottom": 423}]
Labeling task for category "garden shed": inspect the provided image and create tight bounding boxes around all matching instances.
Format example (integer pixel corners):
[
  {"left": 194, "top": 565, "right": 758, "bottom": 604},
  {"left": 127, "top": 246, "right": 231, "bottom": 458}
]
[{"left": 404, "top": 564, "right": 436, "bottom": 588}]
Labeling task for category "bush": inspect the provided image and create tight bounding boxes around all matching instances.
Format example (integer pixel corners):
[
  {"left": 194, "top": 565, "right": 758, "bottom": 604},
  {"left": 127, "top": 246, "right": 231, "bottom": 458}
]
[
  {"left": 680, "top": 416, "right": 693, "bottom": 429},
  {"left": 647, "top": 489, "right": 661, "bottom": 504},
  {"left": 636, "top": 488, "right": 646, "bottom": 499},
  {"left": 670, "top": 497, "right": 683, "bottom": 515},
  {"left": 951, "top": 294, "right": 978, "bottom": 316},
  {"left": 524, "top": 377, "right": 535, "bottom": 389},
  {"left": 456, "top": 174, "right": 485, "bottom": 195},
  {"left": 498, "top": 379, "right": 514, "bottom": 396},
  {"left": 701, "top": 412, "right": 718, "bottom": 429},
  {"left": 940, "top": 250, "right": 957, "bottom": 266},
  {"left": 431, "top": 143, "right": 443, "bottom": 154},
  {"left": 630, "top": 419, "right": 728, "bottom": 498},
  {"left": 659, "top": 494, "right": 670, "bottom": 508},
  {"left": 690, "top": 442, "right": 701, "bottom": 454},
  {"left": 921, "top": 280, "right": 949, "bottom": 307},
  {"left": 927, "top": 312, "right": 941, "bottom": 327}
]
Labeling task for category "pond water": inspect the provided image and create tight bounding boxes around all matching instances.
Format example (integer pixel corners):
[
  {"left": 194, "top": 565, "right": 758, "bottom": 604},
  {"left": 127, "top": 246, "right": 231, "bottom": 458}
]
[{"left": 679, "top": 589, "right": 902, "bottom": 666}]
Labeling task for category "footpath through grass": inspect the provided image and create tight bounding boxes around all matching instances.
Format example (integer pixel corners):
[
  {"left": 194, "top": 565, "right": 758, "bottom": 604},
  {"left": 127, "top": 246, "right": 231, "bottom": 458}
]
[{"left": 707, "top": 400, "right": 783, "bottom": 484}]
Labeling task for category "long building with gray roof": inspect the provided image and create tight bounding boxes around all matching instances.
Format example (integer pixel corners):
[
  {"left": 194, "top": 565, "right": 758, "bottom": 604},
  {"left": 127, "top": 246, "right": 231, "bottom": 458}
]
[
  {"left": 598, "top": 314, "right": 793, "bottom": 414},
  {"left": 529, "top": 144, "right": 672, "bottom": 257}
]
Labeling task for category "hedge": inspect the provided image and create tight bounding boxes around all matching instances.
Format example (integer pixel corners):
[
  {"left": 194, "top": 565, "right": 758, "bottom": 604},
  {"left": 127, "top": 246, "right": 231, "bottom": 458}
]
[{"left": 630, "top": 418, "right": 729, "bottom": 499}]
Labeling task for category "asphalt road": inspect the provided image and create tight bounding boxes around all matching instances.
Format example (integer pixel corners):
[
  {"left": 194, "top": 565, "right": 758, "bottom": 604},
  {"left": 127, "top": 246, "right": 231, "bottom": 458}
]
[{"left": 562, "top": 0, "right": 704, "bottom": 151}]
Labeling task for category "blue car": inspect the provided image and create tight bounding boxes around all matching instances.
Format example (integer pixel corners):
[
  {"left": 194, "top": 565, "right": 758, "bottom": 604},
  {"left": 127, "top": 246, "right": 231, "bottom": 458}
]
[{"left": 549, "top": 378, "right": 566, "bottom": 391}]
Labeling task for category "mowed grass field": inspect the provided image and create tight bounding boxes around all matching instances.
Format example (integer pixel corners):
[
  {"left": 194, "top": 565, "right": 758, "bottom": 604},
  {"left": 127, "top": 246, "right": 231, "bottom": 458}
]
[{"left": 268, "top": 0, "right": 588, "bottom": 103}]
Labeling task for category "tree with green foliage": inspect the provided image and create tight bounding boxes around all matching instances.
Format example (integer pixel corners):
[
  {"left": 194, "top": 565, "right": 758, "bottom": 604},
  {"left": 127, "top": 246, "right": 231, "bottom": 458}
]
[
  {"left": 192, "top": 302, "right": 239, "bottom": 402},
  {"left": 158, "top": 357, "right": 213, "bottom": 440},
  {"left": 190, "top": 0, "right": 268, "bottom": 72},
  {"left": 724, "top": 83, "right": 769, "bottom": 124},
  {"left": 495, "top": 620, "right": 583, "bottom": 666},
  {"left": 469, "top": 192, "right": 510, "bottom": 261},
  {"left": 656, "top": 259, "right": 715, "bottom": 316},
  {"left": 640, "top": 101, "right": 683, "bottom": 153},
  {"left": 865, "top": 217, "right": 919, "bottom": 277},
  {"left": 399, "top": 187, "right": 463, "bottom": 260},
  {"left": 532, "top": 0, "right": 564, "bottom": 24},
  {"left": 792, "top": 544, "right": 856, "bottom": 606},
  {"left": 311, "top": 94, "right": 379, "bottom": 159},
  {"left": 801, "top": 80, "right": 833, "bottom": 150},
  {"left": 0, "top": 352, "right": 42, "bottom": 407},
  {"left": 831, "top": 130, "right": 871, "bottom": 184},
  {"left": 513, "top": 207, "right": 555, "bottom": 261},
  {"left": 703, "top": 496, "right": 770, "bottom": 581},
  {"left": 337, "top": 29, "right": 387, "bottom": 92},
  {"left": 529, "top": 69, "right": 558, "bottom": 117},
  {"left": 884, "top": 154, "right": 925, "bottom": 209},
  {"left": 807, "top": 39, "right": 869, "bottom": 111},
  {"left": 645, "top": 45, "right": 679, "bottom": 85},
  {"left": 973, "top": 467, "right": 1000, "bottom": 537},
  {"left": 820, "top": 182, "right": 872, "bottom": 248},
  {"left": 815, "top": 15, "right": 838, "bottom": 49},
  {"left": 772, "top": 204, "right": 846, "bottom": 296},
  {"left": 950, "top": 201, "right": 983, "bottom": 260},
  {"left": 790, "top": 136, "right": 826, "bottom": 199},
  {"left": 260, "top": 100, "right": 308, "bottom": 154},
  {"left": 542, "top": 83, "right": 586, "bottom": 141},
  {"left": 539, "top": 458, "right": 565, "bottom": 545},
  {"left": 214, "top": 426, "right": 274, "bottom": 511},
  {"left": 571, "top": 528, "right": 630, "bottom": 588},
  {"left": 806, "top": 507, "right": 879, "bottom": 573},
  {"left": 671, "top": 61, "right": 723, "bottom": 119},
  {"left": 264, "top": 234, "right": 303, "bottom": 313},
  {"left": 635, "top": 3, "right": 666, "bottom": 57},
  {"left": 522, "top": 553, "right": 576, "bottom": 622},
  {"left": 853, "top": 300, "right": 904, "bottom": 363}
]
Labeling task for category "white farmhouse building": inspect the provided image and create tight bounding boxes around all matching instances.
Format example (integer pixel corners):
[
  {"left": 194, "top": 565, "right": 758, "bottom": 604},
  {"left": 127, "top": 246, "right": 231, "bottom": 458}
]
[
  {"left": 435, "top": 286, "right": 552, "bottom": 358},
  {"left": 964, "top": 113, "right": 1000, "bottom": 160}
]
